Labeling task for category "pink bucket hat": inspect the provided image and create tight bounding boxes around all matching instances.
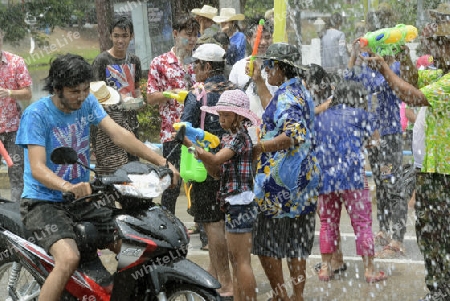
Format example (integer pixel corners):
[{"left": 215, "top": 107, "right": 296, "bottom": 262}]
[{"left": 201, "top": 89, "right": 260, "bottom": 126}]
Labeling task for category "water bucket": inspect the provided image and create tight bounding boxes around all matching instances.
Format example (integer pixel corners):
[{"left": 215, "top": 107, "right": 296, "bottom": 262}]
[{"left": 180, "top": 145, "right": 207, "bottom": 182}]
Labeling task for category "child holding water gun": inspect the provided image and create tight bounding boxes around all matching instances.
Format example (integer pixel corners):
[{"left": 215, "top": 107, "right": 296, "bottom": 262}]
[{"left": 182, "top": 89, "right": 259, "bottom": 301}]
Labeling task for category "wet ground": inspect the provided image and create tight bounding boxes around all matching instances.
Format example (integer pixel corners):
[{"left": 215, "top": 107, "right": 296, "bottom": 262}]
[{"left": 0, "top": 179, "right": 428, "bottom": 301}]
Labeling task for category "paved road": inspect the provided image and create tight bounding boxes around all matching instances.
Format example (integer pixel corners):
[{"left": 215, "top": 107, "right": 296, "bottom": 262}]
[{"left": 0, "top": 185, "right": 428, "bottom": 300}]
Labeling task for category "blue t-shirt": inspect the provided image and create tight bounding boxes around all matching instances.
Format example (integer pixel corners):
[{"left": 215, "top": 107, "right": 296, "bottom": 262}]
[
  {"left": 344, "top": 58, "right": 402, "bottom": 137},
  {"left": 315, "top": 104, "right": 375, "bottom": 193},
  {"left": 16, "top": 94, "right": 107, "bottom": 202}
]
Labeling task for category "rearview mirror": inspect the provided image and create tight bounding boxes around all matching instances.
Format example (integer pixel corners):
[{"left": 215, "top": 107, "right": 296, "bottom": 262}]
[{"left": 50, "top": 147, "right": 79, "bottom": 164}]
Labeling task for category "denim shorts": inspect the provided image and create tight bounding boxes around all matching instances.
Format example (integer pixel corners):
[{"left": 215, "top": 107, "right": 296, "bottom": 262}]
[{"left": 225, "top": 201, "right": 258, "bottom": 233}]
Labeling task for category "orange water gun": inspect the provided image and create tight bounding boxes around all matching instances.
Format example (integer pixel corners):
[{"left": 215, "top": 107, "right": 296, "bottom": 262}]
[
  {"left": 248, "top": 19, "right": 265, "bottom": 77},
  {"left": 0, "top": 141, "right": 13, "bottom": 167}
]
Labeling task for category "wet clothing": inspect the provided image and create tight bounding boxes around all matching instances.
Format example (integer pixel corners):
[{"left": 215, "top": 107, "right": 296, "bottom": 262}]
[
  {"left": 254, "top": 77, "right": 320, "bottom": 218},
  {"left": 147, "top": 48, "right": 195, "bottom": 143},
  {"left": 16, "top": 94, "right": 106, "bottom": 202},
  {"left": 320, "top": 28, "right": 348, "bottom": 74},
  {"left": 180, "top": 75, "right": 236, "bottom": 221},
  {"left": 319, "top": 177, "right": 374, "bottom": 256},
  {"left": 253, "top": 211, "right": 315, "bottom": 259},
  {"left": 16, "top": 94, "right": 115, "bottom": 253},
  {"left": 415, "top": 173, "right": 450, "bottom": 297},
  {"left": 420, "top": 72, "right": 450, "bottom": 174},
  {"left": 227, "top": 31, "right": 246, "bottom": 66},
  {"left": 414, "top": 69, "right": 450, "bottom": 299},
  {"left": 219, "top": 128, "right": 254, "bottom": 205},
  {"left": 20, "top": 198, "right": 116, "bottom": 253},
  {"left": 345, "top": 60, "right": 407, "bottom": 242},
  {"left": 0, "top": 51, "right": 32, "bottom": 133},
  {"left": 0, "top": 51, "right": 32, "bottom": 202},
  {"left": 315, "top": 104, "right": 375, "bottom": 256},
  {"left": 229, "top": 58, "right": 278, "bottom": 119}
]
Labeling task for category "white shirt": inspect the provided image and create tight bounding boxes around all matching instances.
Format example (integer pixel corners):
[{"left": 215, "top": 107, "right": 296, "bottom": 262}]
[
  {"left": 412, "top": 107, "right": 427, "bottom": 169},
  {"left": 229, "top": 58, "right": 278, "bottom": 119}
]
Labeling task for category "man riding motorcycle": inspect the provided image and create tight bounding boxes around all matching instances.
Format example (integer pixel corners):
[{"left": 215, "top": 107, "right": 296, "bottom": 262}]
[{"left": 15, "top": 53, "right": 179, "bottom": 301}]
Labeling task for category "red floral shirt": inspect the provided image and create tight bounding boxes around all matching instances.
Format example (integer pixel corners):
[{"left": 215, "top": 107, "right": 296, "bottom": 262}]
[
  {"left": 147, "top": 49, "right": 195, "bottom": 143},
  {"left": 0, "top": 51, "right": 32, "bottom": 133}
]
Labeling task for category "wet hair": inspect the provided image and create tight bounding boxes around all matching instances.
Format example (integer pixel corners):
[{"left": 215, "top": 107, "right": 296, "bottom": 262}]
[
  {"left": 110, "top": 16, "right": 134, "bottom": 35},
  {"left": 197, "top": 60, "right": 225, "bottom": 77},
  {"left": 331, "top": 80, "right": 368, "bottom": 109},
  {"left": 244, "top": 16, "right": 274, "bottom": 38},
  {"left": 277, "top": 61, "right": 303, "bottom": 79},
  {"left": 213, "top": 31, "right": 230, "bottom": 48},
  {"left": 172, "top": 15, "right": 200, "bottom": 34},
  {"left": 43, "top": 53, "right": 93, "bottom": 93},
  {"left": 326, "top": 12, "right": 343, "bottom": 29}
]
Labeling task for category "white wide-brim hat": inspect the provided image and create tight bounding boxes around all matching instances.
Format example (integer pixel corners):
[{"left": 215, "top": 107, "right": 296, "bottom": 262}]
[
  {"left": 192, "top": 5, "right": 218, "bottom": 20},
  {"left": 212, "top": 8, "right": 245, "bottom": 23},
  {"left": 90, "top": 81, "right": 120, "bottom": 106}
]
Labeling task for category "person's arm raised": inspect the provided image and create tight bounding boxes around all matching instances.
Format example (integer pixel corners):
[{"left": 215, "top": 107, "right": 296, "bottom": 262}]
[
  {"left": 362, "top": 53, "right": 429, "bottom": 107},
  {"left": 99, "top": 116, "right": 180, "bottom": 185}
]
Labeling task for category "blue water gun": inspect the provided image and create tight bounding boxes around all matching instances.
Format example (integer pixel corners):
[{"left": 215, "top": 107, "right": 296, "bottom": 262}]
[{"left": 173, "top": 122, "right": 220, "bottom": 148}]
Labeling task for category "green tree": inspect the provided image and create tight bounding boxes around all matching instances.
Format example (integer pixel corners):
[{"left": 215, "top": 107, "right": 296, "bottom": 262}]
[{"left": 0, "top": 4, "right": 27, "bottom": 44}]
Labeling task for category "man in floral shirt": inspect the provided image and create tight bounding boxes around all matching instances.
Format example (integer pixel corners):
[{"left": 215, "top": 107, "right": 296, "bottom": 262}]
[
  {"left": 147, "top": 16, "right": 199, "bottom": 214},
  {"left": 0, "top": 28, "right": 32, "bottom": 202},
  {"left": 363, "top": 8, "right": 450, "bottom": 300}
]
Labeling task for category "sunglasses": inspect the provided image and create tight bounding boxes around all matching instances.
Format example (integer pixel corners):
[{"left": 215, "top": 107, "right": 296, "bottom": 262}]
[{"left": 263, "top": 60, "right": 278, "bottom": 69}]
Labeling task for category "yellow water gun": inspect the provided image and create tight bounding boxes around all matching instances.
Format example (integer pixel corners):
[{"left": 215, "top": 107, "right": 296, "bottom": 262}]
[{"left": 163, "top": 90, "right": 188, "bottom": 104}]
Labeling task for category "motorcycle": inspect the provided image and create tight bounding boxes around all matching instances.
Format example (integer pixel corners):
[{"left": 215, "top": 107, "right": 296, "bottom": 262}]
[{"left": 0, "top": 145, "right": 220, "bottom": 301}]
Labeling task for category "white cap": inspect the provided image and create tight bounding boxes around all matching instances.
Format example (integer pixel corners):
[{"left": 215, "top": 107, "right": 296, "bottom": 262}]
[{"left": 185, "top": 43, "right": 225, "bottom": 64}]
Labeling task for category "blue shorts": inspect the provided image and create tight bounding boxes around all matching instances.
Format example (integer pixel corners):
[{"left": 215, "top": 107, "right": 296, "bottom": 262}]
[{"left": 225, "top": 202, "right": 257, "bottom": 234}]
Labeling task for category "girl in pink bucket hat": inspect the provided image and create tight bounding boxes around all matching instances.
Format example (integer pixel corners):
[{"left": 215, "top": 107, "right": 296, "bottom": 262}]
[{"left": 182, "top": 89, "right": 258, "bottom": 301}]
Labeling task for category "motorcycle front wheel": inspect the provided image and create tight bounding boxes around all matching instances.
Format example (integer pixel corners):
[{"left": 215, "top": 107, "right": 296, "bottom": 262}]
[
  {"left": 166, "top": 284, "right": 219, "bottom": 301},
  {"left": 0, "top": 261, "right": 41, "bottom": 301}
]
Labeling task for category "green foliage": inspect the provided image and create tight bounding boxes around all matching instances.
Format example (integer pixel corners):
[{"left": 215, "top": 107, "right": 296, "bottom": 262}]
[
  {"left": 137, "top": 79, "right": 161, "bottom": 142},
  {"left": 0, "top": 4, "right": 28, "bottom": 44},
  {"left": 25, "top": 0, "right": 74, "bottom": 30}
]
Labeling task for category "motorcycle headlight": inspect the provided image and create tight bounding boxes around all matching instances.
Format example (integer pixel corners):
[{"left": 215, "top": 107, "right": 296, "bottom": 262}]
[{"left": 113, "top": 171, "right": 171, "bottom": 199}]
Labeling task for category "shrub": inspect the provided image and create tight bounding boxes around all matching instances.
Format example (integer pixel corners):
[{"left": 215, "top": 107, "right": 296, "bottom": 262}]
[{"left": 137, "top": 78, "right": 161, "bottom": 142}]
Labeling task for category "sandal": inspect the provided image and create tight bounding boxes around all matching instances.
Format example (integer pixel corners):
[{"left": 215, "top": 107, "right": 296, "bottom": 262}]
[
  {"left": 374, "top": 231, "right": 391, "bottom": 247},
  {"left": 200, "top": 244, "right": 209, "bottom": 251},
  {"left": 365, "top": 271, "right": 388, "bottom": 283},
  {"left": 188, "top": 225, "right": 200, "bottom": 235},
  {"left": 314, "top": 262, "right": 347, "bottom": 274},
  {"left": 375, "top": 245, "right": 405, "bottom": 259},
  {"left": 318, "top": 263, "right": 334, "bottom": 282}
]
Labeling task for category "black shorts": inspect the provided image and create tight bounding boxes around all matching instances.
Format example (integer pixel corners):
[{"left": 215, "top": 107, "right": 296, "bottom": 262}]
[
  {"left": 20, "top": 198, "right": 117, "bottom": 253},
  {"left": 252, "top": 212, "right": 316, "bottom": 259},
  {"left": 189, "top": 180, "right": 224, "bottom": 223}
]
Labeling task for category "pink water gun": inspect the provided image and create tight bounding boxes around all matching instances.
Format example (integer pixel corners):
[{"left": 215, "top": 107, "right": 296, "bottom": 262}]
[{"left": 0, "top": 141, "right": 13, "bottom": 167}]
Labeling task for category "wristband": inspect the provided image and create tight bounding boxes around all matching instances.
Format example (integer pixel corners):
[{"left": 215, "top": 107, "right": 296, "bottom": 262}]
[
  {"left": 261, "top": 142, "right": 266, "bottom": 153},
  {"left": 61, "top": 181, "right": 69, "bottom": 192},
  {"left": 7, "top": 90, "right": 11, "bottom": 97}
]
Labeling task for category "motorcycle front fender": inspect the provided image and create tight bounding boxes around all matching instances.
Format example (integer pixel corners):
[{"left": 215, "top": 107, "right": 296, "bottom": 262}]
[{"left": 149, "top": 258, "right": 221, "bottom": 293}]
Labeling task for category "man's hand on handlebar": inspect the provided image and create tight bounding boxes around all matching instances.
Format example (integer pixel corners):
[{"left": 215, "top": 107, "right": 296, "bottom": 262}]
[
  {"left": 64, "top": 182, "right": 92, "bottom": 200},
  {"left": 168, "top": 163, "right": 180, "bottom": 188}
]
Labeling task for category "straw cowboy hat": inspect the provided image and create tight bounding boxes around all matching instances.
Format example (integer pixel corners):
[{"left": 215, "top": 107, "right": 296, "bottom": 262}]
[
  {"left": 90, "top": 81, "right": 120, "bottom": 106},
  {"left": 192, "top": 5, "right": 218, "bottom": 20},
  {"left": 212, "top": 8, "right": 245, "bottom": 23},
  {"left": 201, "top": 89, "right": 260, "bottom": 126}
]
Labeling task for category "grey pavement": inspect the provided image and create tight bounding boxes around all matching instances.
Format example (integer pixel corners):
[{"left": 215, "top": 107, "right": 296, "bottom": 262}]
[{"left": 0, "top": 181, "right": 428, "bottom": 301}]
